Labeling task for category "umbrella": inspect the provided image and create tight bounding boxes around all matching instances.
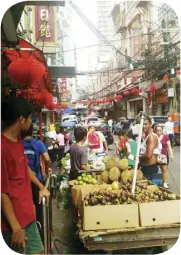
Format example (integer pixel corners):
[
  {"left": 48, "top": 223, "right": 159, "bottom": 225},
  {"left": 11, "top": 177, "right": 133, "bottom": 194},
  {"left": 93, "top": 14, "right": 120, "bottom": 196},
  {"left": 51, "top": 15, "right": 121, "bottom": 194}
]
[{"left": 62, "top": 107, "right": 73, "bottom": 114}]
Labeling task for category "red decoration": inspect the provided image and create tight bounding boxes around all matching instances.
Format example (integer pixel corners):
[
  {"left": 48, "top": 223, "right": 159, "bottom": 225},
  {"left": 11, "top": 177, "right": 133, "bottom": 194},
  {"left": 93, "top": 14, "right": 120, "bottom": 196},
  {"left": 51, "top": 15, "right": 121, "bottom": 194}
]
[
  {"left": 150, "top": 84, "right": 157, "bottom": 93},
  {"left": 44, "top": 91, "right": 53, "bottom": 106},
  {"left": 123, "top": 91, "right": 130, "bottom": 96},
  {"left": 163, "top": 74, "right": 169, "bottom": 83},
  {"left": 47, "top": 103, "right": 56, "bottom": 110},
  {"left": 177, "top": 69, "right": 181, "bottom": 75},
  {"left": 8, "top": 56, "right": 45, "bottom": 87},
  {"left": 132, "top": 88, "right": 138, "bottom": 95},
  {"left": 138, "top": 88, "right": 142, "bottom": 93},
  {"left": 115, "top": 95, "right": 122, "bottom": 100}
]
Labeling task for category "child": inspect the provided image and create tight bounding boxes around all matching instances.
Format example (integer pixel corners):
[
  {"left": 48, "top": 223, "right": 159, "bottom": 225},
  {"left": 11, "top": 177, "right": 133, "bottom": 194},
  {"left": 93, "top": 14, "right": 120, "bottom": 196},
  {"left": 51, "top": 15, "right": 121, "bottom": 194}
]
[
  {"left": 69, "top": 126, "right": 88, "bottom": 180},
  {"left": 115, "top": 130, "right": 127, "bottom": 159}
]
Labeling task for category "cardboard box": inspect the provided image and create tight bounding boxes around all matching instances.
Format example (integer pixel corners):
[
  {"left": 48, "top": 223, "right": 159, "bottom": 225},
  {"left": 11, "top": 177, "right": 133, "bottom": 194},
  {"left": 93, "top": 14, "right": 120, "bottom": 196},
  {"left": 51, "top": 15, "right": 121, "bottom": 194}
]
[
  {"left": 83, "top": 204, "right": 139, "bottom": 231},
  {"left": 139, "top": 200, "right": 180, "bottom": 227},
  {"left": 139, "top": 186, "right": 180, "bottom": 227}
]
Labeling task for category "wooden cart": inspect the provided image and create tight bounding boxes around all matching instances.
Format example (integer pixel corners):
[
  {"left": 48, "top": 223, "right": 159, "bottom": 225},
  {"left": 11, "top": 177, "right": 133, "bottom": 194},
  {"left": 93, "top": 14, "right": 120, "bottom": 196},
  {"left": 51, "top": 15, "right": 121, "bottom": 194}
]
[{"left": 78, "top": 223, "right": 180, "bottom": 253}]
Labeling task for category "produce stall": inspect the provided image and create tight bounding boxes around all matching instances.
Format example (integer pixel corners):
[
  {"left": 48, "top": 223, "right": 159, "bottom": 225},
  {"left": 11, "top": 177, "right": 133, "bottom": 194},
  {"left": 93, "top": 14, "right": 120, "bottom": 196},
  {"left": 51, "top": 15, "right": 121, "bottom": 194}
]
[{"left": 69, "top": 156, "right": 180, "bottom": 253}]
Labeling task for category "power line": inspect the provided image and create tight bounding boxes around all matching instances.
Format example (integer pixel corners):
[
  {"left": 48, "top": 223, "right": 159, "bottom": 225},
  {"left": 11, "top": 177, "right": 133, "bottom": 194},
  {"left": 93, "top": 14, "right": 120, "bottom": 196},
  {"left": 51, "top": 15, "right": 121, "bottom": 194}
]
[{"left": 148, "top": 2, "right": 179, "bottom": 15}]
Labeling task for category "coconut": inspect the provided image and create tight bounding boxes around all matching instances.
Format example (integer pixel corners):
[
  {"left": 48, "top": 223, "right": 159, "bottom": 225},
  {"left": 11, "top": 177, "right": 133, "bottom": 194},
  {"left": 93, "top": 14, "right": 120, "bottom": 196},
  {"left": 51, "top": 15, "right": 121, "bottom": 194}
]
[
  {"left": 109, "top": 167, "right": 121, "bottom": 182},
  {"left": 118, "top": 159, "right": 128, "bottom": 171},
  {"left": 101, "top": 170, "right": 109, "bottom": 183}
]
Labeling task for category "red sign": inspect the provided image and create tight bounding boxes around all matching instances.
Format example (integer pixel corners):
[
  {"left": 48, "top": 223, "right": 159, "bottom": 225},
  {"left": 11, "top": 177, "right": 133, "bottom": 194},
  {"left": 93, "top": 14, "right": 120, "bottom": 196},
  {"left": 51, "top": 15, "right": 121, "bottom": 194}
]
[
  {"left": 34, "top": 6, "right": 57, "bottom": 44},
  {"left": 61, "top": 78, "right": 67, "bottom": 94}
]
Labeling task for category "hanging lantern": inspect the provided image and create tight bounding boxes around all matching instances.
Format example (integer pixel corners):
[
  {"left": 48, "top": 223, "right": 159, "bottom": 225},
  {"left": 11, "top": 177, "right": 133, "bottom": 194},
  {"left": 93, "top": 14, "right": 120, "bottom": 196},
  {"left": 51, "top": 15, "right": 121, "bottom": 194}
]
[
  {"left": 123, "top": 90, "right": 130, "bottom": 96},
  {"left": 8, "top": 56, "right": 45, "bottom": 87},
  {"left": 117, "top": 95, "right": 122, "bottom": 100},
  {"left": 44, "top": 90, "right": 53, "bottom": 106},
  {"left": 132, "top": 88, "right": 138, "bottom": 95},
  {"left": 34, "top": 90, "right": 46, "bottom": 106},
  {"left": 46, "top": 103, "right": 56, "bottom": 110},
  {"left": 177, "top": 69, "right": 180, "bottom": 75},
  {"left": 150, "top": 84, "right": 157, "bottom": 93},
  {"left": 163, "top": 74, "right": 169, "bottom": 83}
]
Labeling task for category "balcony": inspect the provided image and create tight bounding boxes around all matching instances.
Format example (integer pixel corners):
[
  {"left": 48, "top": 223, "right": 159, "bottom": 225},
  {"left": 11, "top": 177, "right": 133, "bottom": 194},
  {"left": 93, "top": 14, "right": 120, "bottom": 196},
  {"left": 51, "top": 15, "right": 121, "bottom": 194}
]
[{"left": 111, "top": 4, "right": 126, "bottom": 34}]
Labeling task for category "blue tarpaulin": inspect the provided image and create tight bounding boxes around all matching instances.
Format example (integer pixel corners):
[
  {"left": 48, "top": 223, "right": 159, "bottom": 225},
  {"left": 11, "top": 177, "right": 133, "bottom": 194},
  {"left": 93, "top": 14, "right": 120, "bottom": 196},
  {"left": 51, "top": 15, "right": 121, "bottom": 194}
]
[
  {"left": 61, "top": 121, "right": 75, "bottom": 128},
  {"left": 62, "top": 107, "right": 73, "bottom": 114}
]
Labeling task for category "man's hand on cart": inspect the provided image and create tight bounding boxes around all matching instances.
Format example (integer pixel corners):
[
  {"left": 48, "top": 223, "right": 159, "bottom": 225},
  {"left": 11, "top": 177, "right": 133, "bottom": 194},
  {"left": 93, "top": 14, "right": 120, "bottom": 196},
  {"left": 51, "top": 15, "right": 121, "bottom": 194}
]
[{"left": 39, "top": 187, "right": 50, "bottom": 206}]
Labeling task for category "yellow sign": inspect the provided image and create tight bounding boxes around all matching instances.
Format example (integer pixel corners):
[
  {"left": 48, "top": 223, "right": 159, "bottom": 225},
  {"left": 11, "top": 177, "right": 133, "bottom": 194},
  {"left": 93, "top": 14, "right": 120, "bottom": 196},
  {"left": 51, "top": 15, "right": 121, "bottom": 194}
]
[{"left": 40, "top": 24, "right": 51, "bottom": 38}]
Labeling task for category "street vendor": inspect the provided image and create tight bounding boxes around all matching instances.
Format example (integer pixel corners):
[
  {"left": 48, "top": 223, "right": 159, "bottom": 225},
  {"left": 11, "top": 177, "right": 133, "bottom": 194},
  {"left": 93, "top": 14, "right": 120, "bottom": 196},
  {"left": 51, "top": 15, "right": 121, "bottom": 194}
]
[
  {"left": 139, "top": 116, "right": 162, "bottom": 178},
  {"left": 69, "top": 126, "right": 88, "bottom": 180}
]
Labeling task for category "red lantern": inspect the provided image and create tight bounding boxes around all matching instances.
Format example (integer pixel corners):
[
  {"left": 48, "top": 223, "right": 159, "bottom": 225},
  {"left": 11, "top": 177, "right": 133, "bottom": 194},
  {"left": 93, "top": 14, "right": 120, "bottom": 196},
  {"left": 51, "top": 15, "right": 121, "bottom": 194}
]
[
  {"left": 47, "top": 103, "right": 55, "bottom": 110},
  {"left": 34, "top": 90, "right": 46, "bottom": 105},
  {"left": 44, "top": 91, "right": 53, "bottom": 106},
  {"left": 163, "top": 74, "right": 169, "bottom": 83},
  {"left": 8, "top": 56, "right": 45, "bottom": 87},
  {"left": 123, "top": 90, "right": 130, "bottom": 96},
  {"left": 150, "top": 84, "right": 157, "bottom": 93},
  {"left": 132, "top": 88, "right": 138, "bottom": 95},
  {"left": 116, "top": 95, "right": 122, "bottom": 100},
  {"left": 177, "top": 69, "right": 181, "bottom": 75}
]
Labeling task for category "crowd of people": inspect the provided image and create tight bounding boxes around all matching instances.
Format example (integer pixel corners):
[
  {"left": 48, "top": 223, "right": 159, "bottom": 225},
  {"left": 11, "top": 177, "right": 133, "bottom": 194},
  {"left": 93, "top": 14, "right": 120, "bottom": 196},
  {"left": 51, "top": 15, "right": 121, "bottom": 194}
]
[{"left": 1, "top": 96, "right": 177, "bottom": 254}]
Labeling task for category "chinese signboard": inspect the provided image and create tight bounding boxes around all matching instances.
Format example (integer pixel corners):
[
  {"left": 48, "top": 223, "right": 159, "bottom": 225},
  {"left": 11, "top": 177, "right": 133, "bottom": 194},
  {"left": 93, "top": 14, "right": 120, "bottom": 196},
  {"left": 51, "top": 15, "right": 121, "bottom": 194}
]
[{"left": 34, "top": 6, "right": 57, "bottom": 44}]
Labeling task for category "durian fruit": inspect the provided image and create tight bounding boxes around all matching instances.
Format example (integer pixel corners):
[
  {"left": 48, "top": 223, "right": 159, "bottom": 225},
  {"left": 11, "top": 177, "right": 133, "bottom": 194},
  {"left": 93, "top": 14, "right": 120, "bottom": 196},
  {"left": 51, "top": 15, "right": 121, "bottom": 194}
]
[
  {"left": 101, "top": 170, "right": 109, "bottom": 183},
  {"left": 121, "top": 169, "right": 131, "bottom": 183},
  {"left": 118, "top": 159, "right": 128, "bottom": 171},
  {"left": 129, "top": 169, "right": 143, "bottom": 181},
  {"left": 105, "top": 157, "right": 119, "bottom": 171},
  {"left": 109, "top": 167, "right": 121, "bottom": 182}
]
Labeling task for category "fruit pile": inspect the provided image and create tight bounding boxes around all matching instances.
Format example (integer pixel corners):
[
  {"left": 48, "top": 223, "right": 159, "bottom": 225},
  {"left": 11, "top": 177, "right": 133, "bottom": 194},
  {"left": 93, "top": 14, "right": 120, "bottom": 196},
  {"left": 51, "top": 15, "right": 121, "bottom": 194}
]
[
  {"left": 101, "top": 157, "right": 143, "bottom": 184},
  {"left": 83, "top": 181, "right": 177, "bottom": 206},
  {"left": 74, "top": 173, "right": 98, "bottom": 185},
  {"left": 60, "top": 153, "right": 70, "bottom": 168}
]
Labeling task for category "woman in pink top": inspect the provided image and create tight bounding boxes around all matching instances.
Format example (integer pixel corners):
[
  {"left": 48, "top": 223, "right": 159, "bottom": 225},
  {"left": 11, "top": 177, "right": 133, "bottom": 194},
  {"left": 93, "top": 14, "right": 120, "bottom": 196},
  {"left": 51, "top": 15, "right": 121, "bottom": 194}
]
[{"left": 155, "top": 126, "right": 174, "bottom": 189}]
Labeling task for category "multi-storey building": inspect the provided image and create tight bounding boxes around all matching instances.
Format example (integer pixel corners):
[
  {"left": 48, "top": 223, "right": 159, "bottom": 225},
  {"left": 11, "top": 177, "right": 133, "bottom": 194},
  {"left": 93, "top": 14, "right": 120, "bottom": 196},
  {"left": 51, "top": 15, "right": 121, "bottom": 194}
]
[{"left": 96, "top": 0, "right": 114, "bottom": 65}]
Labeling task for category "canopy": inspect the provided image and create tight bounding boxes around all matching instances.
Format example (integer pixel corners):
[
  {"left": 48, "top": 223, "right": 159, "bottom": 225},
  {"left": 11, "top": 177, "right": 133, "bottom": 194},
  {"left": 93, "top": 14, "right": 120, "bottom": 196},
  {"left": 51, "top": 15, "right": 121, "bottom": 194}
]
[{"left": 63, "top": 107, "right": 73, "bottom": 114}]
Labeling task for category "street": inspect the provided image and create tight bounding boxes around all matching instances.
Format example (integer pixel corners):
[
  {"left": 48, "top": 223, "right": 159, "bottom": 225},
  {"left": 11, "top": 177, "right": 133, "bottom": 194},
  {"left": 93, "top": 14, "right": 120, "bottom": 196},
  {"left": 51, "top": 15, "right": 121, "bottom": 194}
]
[{"left": 52, "top": 145, "right": 180, "bottom": 254}]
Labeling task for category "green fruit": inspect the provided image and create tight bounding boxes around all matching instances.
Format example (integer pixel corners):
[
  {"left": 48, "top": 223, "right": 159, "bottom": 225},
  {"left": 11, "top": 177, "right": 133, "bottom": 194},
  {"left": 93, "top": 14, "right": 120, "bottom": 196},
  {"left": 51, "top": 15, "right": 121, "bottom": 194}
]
[
  {"left": 74, "top": 180, "right": 79, "bottom": 185},
  {"left": 82, "top": 173, "right": 86, "bottom": 177},
  {"left": 84, "top": 177, "right": 88, "bottom": 183},
  {"left": 77, "top": 176, "right": 82, "bottom": 181},
  {"left": 87, "top": 175, "right": 92, "bottom": 179},
  {"left": 79, "top": 181, "right": 83, "bottom": 185},
  {"left": 92, "top": 179, "right": 98, "bottom": 185}
]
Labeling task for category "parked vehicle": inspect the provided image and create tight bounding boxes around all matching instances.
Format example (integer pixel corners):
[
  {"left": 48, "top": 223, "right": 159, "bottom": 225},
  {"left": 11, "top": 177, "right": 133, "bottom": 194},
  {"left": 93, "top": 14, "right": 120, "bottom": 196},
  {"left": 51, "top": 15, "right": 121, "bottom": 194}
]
[
  {"left": 84, "top": 117, "right": 101, "bottom": 127},
  {"left": 62, "top": 115, "right": 78, "bottom": 124}
]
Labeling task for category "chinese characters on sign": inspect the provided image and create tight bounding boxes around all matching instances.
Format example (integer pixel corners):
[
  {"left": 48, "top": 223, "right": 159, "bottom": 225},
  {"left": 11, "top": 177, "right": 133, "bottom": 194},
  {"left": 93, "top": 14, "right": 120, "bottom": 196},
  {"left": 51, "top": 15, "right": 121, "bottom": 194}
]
[{"left": 34, "top": 6, "right": 56, "bottom": 43}]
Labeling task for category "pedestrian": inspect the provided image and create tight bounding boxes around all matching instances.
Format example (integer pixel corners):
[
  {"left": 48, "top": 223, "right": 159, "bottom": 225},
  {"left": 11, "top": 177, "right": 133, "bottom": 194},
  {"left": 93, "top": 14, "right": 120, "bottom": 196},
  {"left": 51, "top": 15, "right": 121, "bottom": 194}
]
[
  {"left": 115, "top": 130, "right": 127, "bottom": 159},
  {"left": 55, "top": 126, "right": 65, "bottom": 162},
  {"left": 21, "top": 124, "right": 52, "bottom": 240},
  {"left": 45, "top": 136, "right": 57, "bottom": 163},
  {"left": 108, "top": 118, "right": 113, "bottom": 132},
  {"left": 125, "top": 130, "right": 138, "bottom": 168},
  {"left": 70, "top": 126, "right": 88, "bottom": 180},
  {"left": 139, "top": 116, "right": 162, "bottom": 180},
  {"left": 152, "top": 123, "right": 157, "bottom": 133},
  {"left": 1, "top": 96, "right": 50, "bottom": 254},
  {"left": 95, "top": 126, "right": 108, "bottom": 153},
  {"left": 155, "top": 125, "right": 174, "bottom": 189},
  {"left": 164, "top": 117, "right": 175, "bottom": 147}
]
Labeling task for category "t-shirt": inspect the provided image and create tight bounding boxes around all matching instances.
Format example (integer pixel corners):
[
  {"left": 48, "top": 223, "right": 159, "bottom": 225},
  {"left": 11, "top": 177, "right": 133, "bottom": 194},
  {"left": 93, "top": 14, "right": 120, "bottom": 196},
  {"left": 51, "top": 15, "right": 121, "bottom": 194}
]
[
  {"left": 92, "top": 131, "right": 106, "bottom": 153},
  {"left": 1, "top": 135, "right": 36, "bottom": 232},
  {"left": 56, "top": 133, "right": 65, "bottom": 146},
  {"left": 160, "top": 135, "right": 170, "bottom": 156},
  {"left": 108, "top": 120, "right": 113, "bottom": 126},
  {"left": 70, "top": 143, "right": 88, "bottom": 174},
  {"left": 165, "top": 121, "right": 174, "bottom": 135}
]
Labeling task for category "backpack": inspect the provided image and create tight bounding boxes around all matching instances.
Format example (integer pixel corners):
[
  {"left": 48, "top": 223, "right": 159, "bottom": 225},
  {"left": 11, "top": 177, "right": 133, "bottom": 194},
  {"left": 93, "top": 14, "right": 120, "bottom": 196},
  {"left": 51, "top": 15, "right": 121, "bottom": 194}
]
[
  {"left": 88, "top": 132, "right": 101, "bottom": 149},
  {"left": 23, "top": 139, "right": 43, "bottom": 183}
]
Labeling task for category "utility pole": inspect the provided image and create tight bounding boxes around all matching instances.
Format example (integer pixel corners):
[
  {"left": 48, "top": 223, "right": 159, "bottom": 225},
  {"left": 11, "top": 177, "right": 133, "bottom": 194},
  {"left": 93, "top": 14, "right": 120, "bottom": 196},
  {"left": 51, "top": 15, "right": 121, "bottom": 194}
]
[{"left": 162, "top": 19, "right": 169, "bottom": 65}]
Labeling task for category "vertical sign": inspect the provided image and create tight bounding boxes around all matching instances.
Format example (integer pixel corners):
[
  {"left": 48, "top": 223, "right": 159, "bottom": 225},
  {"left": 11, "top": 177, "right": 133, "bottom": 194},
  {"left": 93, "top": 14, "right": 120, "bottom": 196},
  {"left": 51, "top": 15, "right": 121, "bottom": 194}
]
[
  {"left": 34, "top": 6, "right": 57, "bottom": 44},
  {"left": 61, "top": 78, "right": 67, "bottom": 94}
]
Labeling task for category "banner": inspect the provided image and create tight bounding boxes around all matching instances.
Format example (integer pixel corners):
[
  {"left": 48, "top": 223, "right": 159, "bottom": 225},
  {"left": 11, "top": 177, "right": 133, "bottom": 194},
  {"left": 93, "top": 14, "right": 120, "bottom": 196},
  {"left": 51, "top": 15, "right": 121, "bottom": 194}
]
[{"left": 33, "top": 6, "right": 57, "bottom": 44}]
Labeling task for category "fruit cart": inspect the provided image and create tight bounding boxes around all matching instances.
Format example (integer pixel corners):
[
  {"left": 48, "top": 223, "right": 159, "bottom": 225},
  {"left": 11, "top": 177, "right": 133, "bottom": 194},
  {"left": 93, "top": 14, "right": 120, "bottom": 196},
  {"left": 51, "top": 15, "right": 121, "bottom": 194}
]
[{"left": 78, "top": 222, "right": 180, "bottom": 253}]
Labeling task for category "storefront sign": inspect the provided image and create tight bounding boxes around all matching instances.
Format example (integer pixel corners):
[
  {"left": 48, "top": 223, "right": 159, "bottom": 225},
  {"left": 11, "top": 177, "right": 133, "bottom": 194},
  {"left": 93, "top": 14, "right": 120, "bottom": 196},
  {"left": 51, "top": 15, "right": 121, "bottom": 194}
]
[
  {"left": 155, "top": 89, "right": 168, "bottom": 103},
  {"left": 34, "top": 6, "right": 57, "bottom": 44},
  {"left": 167, "top": 88, "right": 174, "bottom": 97}
]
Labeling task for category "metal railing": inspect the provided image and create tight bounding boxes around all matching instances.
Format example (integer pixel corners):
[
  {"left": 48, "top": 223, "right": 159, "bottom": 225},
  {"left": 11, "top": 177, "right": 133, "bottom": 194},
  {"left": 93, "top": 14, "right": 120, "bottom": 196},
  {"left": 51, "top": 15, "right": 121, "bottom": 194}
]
[{"left": 42, "top": 174, "right": 57, "bottom": 254}]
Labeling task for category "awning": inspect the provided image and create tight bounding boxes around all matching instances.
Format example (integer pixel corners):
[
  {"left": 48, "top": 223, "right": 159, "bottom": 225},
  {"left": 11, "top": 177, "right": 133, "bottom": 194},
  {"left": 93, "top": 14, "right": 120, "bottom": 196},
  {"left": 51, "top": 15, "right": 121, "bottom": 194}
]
[{"left": 2, "top": 37, "right": 52, "bottom": 92}]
